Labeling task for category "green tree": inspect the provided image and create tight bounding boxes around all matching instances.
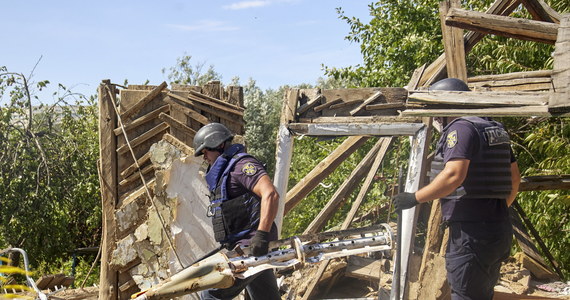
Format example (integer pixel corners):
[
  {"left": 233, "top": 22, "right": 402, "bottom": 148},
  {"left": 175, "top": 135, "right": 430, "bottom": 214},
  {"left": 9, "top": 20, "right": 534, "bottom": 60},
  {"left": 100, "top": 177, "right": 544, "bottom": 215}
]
[
  {"left": 0, "top": 67, "right": 101, "bottom": 273},
  {"left": 162, "top": 54, "right": 221, "bottom": 86}
]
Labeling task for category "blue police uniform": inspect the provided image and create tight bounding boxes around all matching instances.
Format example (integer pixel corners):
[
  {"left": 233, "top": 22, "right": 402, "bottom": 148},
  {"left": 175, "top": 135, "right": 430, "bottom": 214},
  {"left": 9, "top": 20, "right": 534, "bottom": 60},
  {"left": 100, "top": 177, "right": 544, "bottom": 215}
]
[
  {"left": 432, "top": 117, "right": 514, "bottom": 300},
  {"left": 201, "top": 144, "right": 280, "bottom": 300}
]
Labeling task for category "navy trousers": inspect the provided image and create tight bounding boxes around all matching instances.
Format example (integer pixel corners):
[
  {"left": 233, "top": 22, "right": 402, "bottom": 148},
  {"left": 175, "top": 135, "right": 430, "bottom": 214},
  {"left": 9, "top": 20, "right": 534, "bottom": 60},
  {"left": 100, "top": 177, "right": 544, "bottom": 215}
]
[{"left": 445, "top": 220, "right": 512, "bottom": 300}]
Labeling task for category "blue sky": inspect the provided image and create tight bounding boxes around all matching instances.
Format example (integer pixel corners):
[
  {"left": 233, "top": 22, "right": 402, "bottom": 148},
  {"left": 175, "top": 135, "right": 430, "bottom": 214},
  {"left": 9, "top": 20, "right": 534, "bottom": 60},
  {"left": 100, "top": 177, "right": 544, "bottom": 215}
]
[{"left": 1, "top": 0, "right": 372, "bottom": 102}]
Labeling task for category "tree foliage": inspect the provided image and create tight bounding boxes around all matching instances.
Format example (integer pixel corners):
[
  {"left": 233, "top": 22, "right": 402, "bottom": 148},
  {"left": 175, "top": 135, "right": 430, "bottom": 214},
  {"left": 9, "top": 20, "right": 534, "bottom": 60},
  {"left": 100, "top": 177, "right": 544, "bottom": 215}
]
[
  {"left": 316, "top": 0, "right": 570, "bottom": 278},
  {"left": 161, "top": 54, "right": 220, "bottom": 86},
  {"left": 0, "top": 67, "right": 101, "bottom": 272}
]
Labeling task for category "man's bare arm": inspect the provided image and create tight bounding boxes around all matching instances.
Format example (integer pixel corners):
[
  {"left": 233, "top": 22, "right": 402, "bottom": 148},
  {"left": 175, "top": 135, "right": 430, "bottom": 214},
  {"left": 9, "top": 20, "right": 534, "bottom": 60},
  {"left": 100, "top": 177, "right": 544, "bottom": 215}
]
[{"left": 252, "top": 175, "right": 280, "bottom": 232}]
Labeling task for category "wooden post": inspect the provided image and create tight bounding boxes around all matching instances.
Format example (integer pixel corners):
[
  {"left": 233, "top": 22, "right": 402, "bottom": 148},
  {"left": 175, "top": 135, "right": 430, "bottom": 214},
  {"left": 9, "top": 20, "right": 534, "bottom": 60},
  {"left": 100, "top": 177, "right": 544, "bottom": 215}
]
[
  {"left": 549, "top": 14, "right": 570, "bottom": 113},
  {"left": 391, "top": 119, "right": 432, "bottom": 300},
  {"left": 440, "top": 0, "right": 468, "bottom": 82},
  {"left": 273, "top": 88, "right": 298, "bottom": 236},
  {"left": 98, "top": 80, "right": 118, "bottom": 300}
]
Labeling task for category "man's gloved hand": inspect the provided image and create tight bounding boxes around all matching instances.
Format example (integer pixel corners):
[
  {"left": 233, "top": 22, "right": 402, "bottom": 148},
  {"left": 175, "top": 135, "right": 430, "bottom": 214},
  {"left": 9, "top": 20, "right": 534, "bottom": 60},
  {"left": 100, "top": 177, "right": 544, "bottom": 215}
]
[
  {"left": 393, "top": 192, "right": 419, "bottom": 212},
  {"left": 250, "top": 230, "right": 270, "bottom": 256}
]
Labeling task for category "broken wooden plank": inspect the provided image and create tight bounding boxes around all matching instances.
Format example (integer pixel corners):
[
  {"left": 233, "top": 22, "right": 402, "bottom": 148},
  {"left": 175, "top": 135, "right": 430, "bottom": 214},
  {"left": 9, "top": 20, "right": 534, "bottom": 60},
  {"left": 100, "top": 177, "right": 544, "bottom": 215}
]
[
  {"left": 440, "top": 0, "right": 468, "bottom": 81},
  {"left": 519, "top": 175, "right": 570, "bottom": 191},
  {"left": 188, "top": 89, "right": 244, "bottom": 113},
  {"left": 164, "top": 93, "right": 210, "bottom": 125},
  {"left": 345, "top": 256, "right": 388, "bottom": 281},
  {"left": 120, "top": 82, "right": 168, "bottom": 119},
  {"left": 468, "top": 70, "right": 552, "bottom": 82},
  {"left": 116, "top": 122, "right": 170, "bottom": 155},
  {"left": 520, "top": 0, "right": 561, "bottom": 24},
  {"left": 329, "top": 99, "right": 363, "bottom": 110},
  {"left": 342, "top": 137, "right": 392, "bottom": 229},
  {"left": 162, "top": 133, "right": 195, "bottom": 156},
  {"left": 114, "top": 104, "right": 170, "bottom": 136},
  {"left": 158, "top": 112, "right": 196, "bottom": 137},
  {"left": 406, "top": 64, "right": 426, "bottom": 90},
  {"left": 288, "top": 122, "right": 425, "bottom": 137},
  {"left": 446, "top": 8, "right": 559, "bottom": 44},
  {"left": 549, "top": 14, "right": 570, "bottom": 113},
  {"left": 468, "top": 77, "right": 553, "bottom": 92},
  {"left": 297, "top": 116, "right": 422, "bottom": 124},
  {"left": 408, "top": 90, "right": 550, "bottom": 106},
  {"left": 285, "top": 136, "right": 370, "bottom": 214},
  {"left": 120, "top": 152, "right": 151, "bottom": 180},
  {"left": 350, "top": 91, "right": 383, "bottom": 116},
  {"left": 298, "top": 93, "right": 323, "bottom": 115},
  {"left": 303, "top": 140, "right": 386, "bottom": 234},
  {"left": 119, "top": 164, "right": 154, "bottom": 186},
  {"left": 366, "top": 103, "right": 407, "bottom": 111},
  {"left": 314, "top": 98, "right": 343, "bottom": 112},
  {"left": 401, "top": 106, "right": 551, "bottom": 117}
]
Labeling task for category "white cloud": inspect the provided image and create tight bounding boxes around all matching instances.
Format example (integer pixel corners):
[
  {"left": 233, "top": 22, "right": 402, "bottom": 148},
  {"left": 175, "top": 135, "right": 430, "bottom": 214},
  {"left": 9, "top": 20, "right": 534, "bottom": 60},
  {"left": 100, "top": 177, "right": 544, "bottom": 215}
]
[
  {"left": 167, "top": 21, "right": 239, "bottom": 32},
  {"left": 222, "top": 1, "right": 271, "bottom": 10}
]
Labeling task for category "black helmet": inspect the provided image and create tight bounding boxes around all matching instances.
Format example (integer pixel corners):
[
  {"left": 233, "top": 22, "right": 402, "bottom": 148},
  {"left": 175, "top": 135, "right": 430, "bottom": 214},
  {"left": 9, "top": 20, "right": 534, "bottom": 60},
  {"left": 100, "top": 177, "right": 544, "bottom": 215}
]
[
  {"left": 429, "top": 78, "right": 470, "bottom": 91},
  {"left": 193, "top": 123, "right": 234, "bottom": 156}
]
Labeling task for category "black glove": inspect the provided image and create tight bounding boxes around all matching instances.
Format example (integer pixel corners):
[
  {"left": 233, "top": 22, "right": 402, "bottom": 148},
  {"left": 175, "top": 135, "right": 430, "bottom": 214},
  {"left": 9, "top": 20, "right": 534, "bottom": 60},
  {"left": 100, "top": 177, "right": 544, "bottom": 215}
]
[
  {"left": 250, "top": 230, "right": 270, "bottom": 256},
  {"left": 393, "top": 192, "right": 419, "bottom": 212}
]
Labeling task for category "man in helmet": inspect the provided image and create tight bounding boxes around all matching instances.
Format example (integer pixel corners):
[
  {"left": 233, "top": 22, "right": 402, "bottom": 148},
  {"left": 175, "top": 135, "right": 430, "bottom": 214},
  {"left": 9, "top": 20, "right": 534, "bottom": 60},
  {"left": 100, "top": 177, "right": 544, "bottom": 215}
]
[
  {"left": 393, "top": 78, "right": 521, "bottom": 300},
  {"left": 193, "top": 122, "right": 280, "bottom": 300}
]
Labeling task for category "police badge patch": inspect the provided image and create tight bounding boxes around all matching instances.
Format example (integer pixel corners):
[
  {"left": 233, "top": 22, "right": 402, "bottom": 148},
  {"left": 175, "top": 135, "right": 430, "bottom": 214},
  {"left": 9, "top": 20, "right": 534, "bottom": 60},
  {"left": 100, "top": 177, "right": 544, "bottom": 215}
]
[
  {"left": 242, "top": 162, "right": 257, "bottom": 176},
  {"left": 447, "top": 130, "right": 458, "bottom": 148}
]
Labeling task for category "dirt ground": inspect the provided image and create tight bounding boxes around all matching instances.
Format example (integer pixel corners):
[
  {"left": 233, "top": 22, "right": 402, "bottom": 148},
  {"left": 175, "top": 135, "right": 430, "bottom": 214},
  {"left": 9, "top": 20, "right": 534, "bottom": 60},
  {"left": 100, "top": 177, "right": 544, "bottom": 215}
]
[{"left": 39, "top": 257, "right": 569, "bottom": 300}]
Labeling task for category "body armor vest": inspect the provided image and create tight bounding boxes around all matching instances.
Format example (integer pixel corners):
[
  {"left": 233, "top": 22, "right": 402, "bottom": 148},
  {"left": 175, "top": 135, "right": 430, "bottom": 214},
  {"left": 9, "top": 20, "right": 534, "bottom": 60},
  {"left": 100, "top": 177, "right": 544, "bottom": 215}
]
[
  {"left": 205, "top": 144, "right": 261, "bottom": 244},
  {"left": 430, "top": 117, "right": 513, "bottom": 221}
]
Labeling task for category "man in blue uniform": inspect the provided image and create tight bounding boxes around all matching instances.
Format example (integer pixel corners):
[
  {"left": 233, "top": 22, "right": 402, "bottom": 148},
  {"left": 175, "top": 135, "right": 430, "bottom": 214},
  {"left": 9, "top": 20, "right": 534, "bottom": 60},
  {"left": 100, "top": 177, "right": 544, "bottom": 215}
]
[
  {"left": 193, "top": 122, "right": 281, "bottom": 300},
  {"left": 393, "top": 78, "right": 521, "bottom": 300}
]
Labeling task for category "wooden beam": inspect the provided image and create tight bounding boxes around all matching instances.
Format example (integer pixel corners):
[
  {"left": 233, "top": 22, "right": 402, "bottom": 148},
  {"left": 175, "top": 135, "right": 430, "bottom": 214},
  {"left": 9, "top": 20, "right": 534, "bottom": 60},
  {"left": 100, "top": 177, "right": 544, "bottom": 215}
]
[
  {"left": 401, "top": 106, "right": 551, "bottom": 117},
  {"left": 285, "top": 136, "right": 370, "bottom": 214},
  {"left": 303, "top": 139, "right": 386, "bottom": 234},
  {"left": 341, "top": 137, "right": 392, "bottom": 228},
  {"left": 273, "top": 89, "right": 299, "bottom": 236},
  {"left": 120, "top": 81, "right": 167, "bottom": 119},
  {"left": 187, "top": 91, "right": 244, "bottom": 117},
  {"left": 158, "top": 112, "right": 196, "bottom": 138},
  {"left": 419, "top": 0, "right": 522, "bottom": 87},
  {"left": 164, "top": 94, "right": 210, "bottom": 125},
  {"left": 446, "top": 8, "right": 559, "bottom": 44},
  {"left": 162, "top": 133, "right": 195, "bottom": 156},
  {"left": 297, "top": 116, "right": 422, "bottom": 124},
  {"left": 407, "top": 64, "right": 426, "bottom": 90},
  {"left": 440, "top": 0, "right": 468, "bottom": 81},
  {"left": 97, "top": 80, "right": 118, "bottom": 300},
  {"left": 288, "top": 122, "right": 426, "bottom": 137},
  {"left": 520, "top": 0, "right": 561, "bottom": 23},
  {"left": 120, "top": 152, "right": 151, "bottom": 180},
  {"left": 119, "top": 164, "right": 154, "bottom": 187},
  {"left": 365, "top": 103, "right": 407, "bottom": 111},
  {"left": 297, "top": 93, "right": 323, "bottom": 115},
  {"left": 188, "top": 89, "right": 244, "bottom": 112},
  {"left": 519, "top": 175, "right": 570, "bottom": 191},
  {"left": 468, "top": 70, "right": 552, "bottom": 82},
  {"left": 350, "top": 91, "right": 383, "bottom": 116},
  {"left": 116, "top": 122, "right": 170, "bottom": 155},
  {"left": 114, "top": 104, "right": 170, "bottom": 136},
  {"left": 549, "top": 14, "right": 570, "bottom": 113},
  {"left": 408, "top": 90, "right": 550, "bottom": 106},
  {"left": 314, "top": 98, "right": 342, "bottom": 112}
]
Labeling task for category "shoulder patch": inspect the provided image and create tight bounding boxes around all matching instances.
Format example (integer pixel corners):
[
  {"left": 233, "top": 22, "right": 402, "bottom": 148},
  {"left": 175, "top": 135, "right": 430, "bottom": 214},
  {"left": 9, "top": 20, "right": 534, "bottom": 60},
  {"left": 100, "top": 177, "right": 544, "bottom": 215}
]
[
  {"left": 241, "top": 162, "right": 257, "bottom": 176},
  {"left": 447, "top": 130, "right": 458, "bottom": 148}
]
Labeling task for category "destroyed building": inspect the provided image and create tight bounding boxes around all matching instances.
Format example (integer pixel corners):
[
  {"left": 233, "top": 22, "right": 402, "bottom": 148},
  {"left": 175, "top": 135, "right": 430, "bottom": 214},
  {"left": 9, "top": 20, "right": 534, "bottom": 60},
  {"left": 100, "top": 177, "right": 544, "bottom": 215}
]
[{"left": 97, "top": 0, "right": 569, "bottom": 299}]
